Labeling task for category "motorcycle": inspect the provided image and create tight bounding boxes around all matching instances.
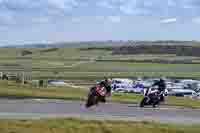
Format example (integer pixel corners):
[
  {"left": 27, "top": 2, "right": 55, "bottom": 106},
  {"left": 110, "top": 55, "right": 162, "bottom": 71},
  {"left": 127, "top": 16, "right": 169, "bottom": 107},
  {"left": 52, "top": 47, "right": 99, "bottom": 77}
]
[
  {"left": 140, "top": 87, "right": 163, "bottom": 108},
  {"left": 85, "top": 85, "right": 107, "bottom": 108}
]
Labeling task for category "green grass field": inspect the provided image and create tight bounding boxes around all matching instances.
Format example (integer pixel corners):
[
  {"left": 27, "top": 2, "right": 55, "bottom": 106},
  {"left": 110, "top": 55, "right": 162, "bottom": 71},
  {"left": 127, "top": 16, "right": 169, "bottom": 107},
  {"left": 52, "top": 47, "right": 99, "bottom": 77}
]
[
  {"left": 0, "top": 118, "right": 199, "bottom": 133},
  {"left": 1, "top": 48, "right": 200, "bottom": 79}
]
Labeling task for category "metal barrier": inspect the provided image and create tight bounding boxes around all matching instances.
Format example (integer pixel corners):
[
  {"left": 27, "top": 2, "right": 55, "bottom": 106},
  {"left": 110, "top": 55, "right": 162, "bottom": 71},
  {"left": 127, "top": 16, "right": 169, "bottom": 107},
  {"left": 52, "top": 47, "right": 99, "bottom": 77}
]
[{"left": 0, "top": 71, "right": 32, "bottom": 84}]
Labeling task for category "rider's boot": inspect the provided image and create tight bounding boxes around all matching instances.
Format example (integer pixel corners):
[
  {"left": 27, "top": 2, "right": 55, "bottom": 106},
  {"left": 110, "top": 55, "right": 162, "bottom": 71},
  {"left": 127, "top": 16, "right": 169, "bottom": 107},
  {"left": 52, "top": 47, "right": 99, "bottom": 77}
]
[{"left": 100, "top": 97, "right": 106, "bottom": 103}]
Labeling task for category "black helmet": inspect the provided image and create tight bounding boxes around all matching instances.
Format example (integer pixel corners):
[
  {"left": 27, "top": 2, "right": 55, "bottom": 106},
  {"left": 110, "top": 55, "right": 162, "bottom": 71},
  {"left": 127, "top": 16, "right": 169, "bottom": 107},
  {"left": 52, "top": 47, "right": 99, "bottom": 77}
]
[{"left": 104, "top": 78, "right": 112, "bottom": 86}]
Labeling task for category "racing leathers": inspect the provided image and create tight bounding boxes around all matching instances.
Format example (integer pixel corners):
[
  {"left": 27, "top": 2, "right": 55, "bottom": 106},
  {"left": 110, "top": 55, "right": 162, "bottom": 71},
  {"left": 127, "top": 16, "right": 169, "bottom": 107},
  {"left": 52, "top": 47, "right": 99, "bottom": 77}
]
[
  {"left": 152, "top": 79, "right": 166, "bottom": 102},
  {"left": 96, "top": 80, "right": 112, "bottom": 103}
]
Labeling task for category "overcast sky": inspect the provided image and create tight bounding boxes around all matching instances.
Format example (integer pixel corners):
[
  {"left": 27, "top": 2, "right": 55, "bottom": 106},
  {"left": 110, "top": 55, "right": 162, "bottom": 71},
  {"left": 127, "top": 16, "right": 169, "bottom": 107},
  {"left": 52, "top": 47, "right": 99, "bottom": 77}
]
[{"left": 0, "top": 0, "right": 200, "bottom": 45}]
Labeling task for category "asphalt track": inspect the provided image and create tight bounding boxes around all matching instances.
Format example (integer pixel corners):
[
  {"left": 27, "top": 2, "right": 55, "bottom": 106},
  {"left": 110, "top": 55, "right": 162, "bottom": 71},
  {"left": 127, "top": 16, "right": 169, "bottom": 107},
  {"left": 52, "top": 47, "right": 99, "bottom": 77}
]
[{"left": 0, "top": 99, "right": 200, "bottom": 124}]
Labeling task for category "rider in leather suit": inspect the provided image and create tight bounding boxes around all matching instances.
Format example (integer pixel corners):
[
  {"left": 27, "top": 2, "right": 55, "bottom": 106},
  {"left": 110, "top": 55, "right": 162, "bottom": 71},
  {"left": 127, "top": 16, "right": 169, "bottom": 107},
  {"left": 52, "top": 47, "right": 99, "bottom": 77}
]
[
  {"left": 98, "top": 78, "right": 112, "bottom": 103},
  {"left": 152, "top": 78, "right": 166, "bottom": 102}
]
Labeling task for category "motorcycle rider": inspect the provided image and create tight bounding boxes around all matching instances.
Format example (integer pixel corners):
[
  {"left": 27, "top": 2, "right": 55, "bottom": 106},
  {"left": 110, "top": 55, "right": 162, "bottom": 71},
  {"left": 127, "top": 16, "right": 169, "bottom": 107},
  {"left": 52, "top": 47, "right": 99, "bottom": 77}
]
[
  {"left": 86, "top": 78, "right": 112, "bottom": 108},
  {"left": 143, "top": 86, "right": 160, "bottom": 108},
  {"left": 97, "top": 78, "right": 112, "bottom": 103},
  {"left": 151, "top": 77, "right": 166, "bottom": 102}
]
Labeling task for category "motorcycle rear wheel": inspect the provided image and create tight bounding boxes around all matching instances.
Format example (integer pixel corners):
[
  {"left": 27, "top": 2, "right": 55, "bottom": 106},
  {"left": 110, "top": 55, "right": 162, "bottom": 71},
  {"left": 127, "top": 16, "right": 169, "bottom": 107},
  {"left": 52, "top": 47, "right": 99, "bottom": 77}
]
[
  {"left": 85, "top": 94, "right": 95, "bottom": 108},
  {"left": 140, "top": 97, "right": 147, "bottom": 107}
]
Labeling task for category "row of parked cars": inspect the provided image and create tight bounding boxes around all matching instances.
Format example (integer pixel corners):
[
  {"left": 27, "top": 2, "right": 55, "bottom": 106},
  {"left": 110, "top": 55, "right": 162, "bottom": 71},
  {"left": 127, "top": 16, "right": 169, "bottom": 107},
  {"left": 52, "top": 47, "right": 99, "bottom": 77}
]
[{"left": 111, "top": 78, "right": 200, "bottom": 97}]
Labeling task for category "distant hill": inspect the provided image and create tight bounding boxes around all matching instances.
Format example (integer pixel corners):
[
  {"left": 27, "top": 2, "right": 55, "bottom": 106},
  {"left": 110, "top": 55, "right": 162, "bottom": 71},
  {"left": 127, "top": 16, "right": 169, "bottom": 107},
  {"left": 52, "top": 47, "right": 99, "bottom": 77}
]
[
  {"left": 0, "top": 40, "right": 199, "bottom": 48},
  {"left": 0, "top": 41, "right": 124, "bottom": 48},
  {"left": 2, "top": 44, "right": 50, "bottom": 48},
  {"left": 113, "top": 44, "right": 200, "bottom": 57}
]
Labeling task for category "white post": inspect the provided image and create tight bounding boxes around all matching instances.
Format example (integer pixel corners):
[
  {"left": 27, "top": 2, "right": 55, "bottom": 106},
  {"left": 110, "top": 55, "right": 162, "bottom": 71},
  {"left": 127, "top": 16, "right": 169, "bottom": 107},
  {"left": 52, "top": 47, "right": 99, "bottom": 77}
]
[
  {"left": 22, "top": 72, "right": 25, "bottom": 85},
  {"left": 0, "top": 72, "right": 2, "bottom": 80}
]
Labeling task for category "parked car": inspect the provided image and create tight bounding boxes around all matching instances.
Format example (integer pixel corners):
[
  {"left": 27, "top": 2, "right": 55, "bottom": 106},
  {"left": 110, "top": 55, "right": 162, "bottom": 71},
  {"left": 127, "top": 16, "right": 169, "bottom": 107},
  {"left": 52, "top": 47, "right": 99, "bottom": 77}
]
[
  {"left": 111, "top": 78, "right": 134, "bottom": 93},
  {"left": 168, "top": 89, "right": 196, "bottom": 97}
]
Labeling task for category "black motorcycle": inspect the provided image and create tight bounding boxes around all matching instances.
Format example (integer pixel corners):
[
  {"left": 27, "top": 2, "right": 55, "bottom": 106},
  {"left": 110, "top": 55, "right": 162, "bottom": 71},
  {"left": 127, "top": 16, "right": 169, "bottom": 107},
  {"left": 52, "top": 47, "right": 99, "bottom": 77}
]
[
  {"left": 140, "top": 88, "right": 162, "bottom": 108},
  {"left": 85, "top": 85, "right": 107, "bottom": 108}
]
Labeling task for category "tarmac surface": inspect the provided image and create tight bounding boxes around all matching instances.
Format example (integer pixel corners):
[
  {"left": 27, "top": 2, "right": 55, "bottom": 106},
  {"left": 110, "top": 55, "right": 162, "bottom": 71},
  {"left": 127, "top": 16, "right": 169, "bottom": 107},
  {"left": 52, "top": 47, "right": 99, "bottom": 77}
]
[{"left": 0, "top": 99, "right": 200, "bottom": 124}]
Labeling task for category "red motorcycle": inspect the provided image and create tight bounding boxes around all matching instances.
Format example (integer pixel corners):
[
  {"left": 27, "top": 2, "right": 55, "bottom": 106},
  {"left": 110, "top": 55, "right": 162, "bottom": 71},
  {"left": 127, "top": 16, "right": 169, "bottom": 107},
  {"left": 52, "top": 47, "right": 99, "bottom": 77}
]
[{"left": 85, "top": 85, "right": 107, "bottom": 108}]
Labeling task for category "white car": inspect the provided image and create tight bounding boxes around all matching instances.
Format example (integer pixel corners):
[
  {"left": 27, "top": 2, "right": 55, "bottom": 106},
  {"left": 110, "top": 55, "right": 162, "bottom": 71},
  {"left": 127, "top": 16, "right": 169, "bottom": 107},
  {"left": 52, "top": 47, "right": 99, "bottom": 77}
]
[
  {"left": 111, "top": 78, "right": 134, "bottom": 92},
  {"left": 48, "top": 80, "right": 67, "bottom": 86},
  {"left": 168, "top": 89, "right": 196, "bottom": 97}
]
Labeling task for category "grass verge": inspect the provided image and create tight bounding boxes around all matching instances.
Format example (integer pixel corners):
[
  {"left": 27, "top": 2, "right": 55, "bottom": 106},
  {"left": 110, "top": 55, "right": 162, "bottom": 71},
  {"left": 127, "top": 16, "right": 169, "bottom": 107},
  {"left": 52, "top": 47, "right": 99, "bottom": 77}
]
[
  {"left": 0, "top": 81, "right": 87, "bottom": 101},
  {"left": 0, "top": 118, "right": 200, "bottom": 133}
]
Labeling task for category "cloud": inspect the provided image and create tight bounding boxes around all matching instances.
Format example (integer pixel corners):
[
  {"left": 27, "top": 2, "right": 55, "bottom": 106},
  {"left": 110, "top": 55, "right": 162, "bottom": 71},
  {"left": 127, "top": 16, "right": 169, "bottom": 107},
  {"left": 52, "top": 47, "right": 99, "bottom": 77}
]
[
  {"left": 71, "top": 17, "right": 81, "bottom": 23},
  {"left": 0, "top": 10, "right": 15, "bottom": 25},
  {"left": 167, "top": 0, "right": 177, "bottom": 7},
  {"left": 182, "top": 0, "right": 200, "bottom": 8},
  {"left": 119, "top": 4, "right": 134, "bottom": 15},
  {"left": 107, "top": 16, "right": 121, "bottom": 22},
  {"left": 119, "top": 0, "right": 137, "bottom": 15},
  {"left": 48, "top": 0, "right": 79, "bottom": 10},
  {"left": 95, "top": 16, "right": 106, "bottom": 21},
  {"left": 160, "top": 18, "right": 177, "bottom": 24},
  {"left": 31, "top": 17, "right": 50, "bottom": 24},
  {"left": 0, "top": 0, "right": 81, "bottom": 25},
  {"left": 97, "top": 1, "right": 115, "bottom": 9},
  {"left": 192, "top": 17, "right": 200, "bottom": 24},
  {"left": 0, "top": 0, "right": 79, "bottom": 13},
  {"left": 0, "top": 0, "right": 200, "bottom": 26}
]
